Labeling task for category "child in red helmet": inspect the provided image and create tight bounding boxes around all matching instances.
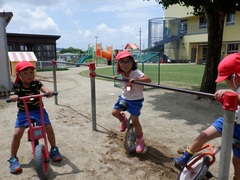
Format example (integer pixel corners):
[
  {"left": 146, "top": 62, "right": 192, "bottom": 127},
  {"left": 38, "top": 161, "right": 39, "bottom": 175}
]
[
  {"left": 174, "top": 53, "right": 240, "bottom": 179},
  {"left": 7, "top": 61, "right": 62, "bottom": 174},
  {"left": 112, "top": 50, "right": 151, "bottom": 153}
]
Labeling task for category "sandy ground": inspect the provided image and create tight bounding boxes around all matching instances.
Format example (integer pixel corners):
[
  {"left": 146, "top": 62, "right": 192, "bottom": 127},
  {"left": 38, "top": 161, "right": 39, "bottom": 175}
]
[{"left": 0, "top": 65, "right": 234, "bottom": 179}]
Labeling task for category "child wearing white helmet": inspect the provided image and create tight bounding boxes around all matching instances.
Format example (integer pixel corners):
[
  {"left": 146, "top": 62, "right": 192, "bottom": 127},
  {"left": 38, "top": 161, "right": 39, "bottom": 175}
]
[
  {"left": 174, "top": 53, "right": 240, "bottom": 179},
  {"left": 112, "top": 50, "right": 151, "bottom": 153}
]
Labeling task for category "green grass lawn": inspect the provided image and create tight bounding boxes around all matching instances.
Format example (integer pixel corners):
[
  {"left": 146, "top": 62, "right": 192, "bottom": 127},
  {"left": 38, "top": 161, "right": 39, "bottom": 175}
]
[{"left": 80, "top": 63, "right": 228, "bottom": 91}]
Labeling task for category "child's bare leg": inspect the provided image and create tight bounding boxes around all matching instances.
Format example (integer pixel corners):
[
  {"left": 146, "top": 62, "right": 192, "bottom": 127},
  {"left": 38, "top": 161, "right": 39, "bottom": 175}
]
[
  {"left": 45, "top": 124, "right": 56, "bottom": 147},
  {"left": 112, "top": 109, "right": 124, "bottom": 120},
  {"left": 10, "top": 127, "right": 25, "bottom": 157},
  {"left": 131, "top": 115, "right": 145, "bottom": 153},
  {"left": 174, "top": 125, "right": 221, "bottom": 167},
  {"left": 232, "top": 155, "right": 240, "bottom": 180},
  {"left": 112, "top": 109, "right": 128, "bottom": 132},
  {"left": 131, "top": 115, "right": 142, "bottom": 137},
  {"left": 188, "top": 126, "right": 221, "bottom": 153},
  {"left": 45, "top": 124, "right": 62, "bottom": 161}
]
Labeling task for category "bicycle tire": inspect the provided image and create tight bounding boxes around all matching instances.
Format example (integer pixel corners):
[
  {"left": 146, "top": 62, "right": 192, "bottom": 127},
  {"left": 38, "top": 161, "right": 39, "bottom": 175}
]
[
  {"left": 35, "top": 144, "right": 49, "bottom": 180},
  {"left": 178, "top": 154, "right": 210, "bottom": 180},
  {"left": 123, "top": 123, "right": 137, "bottom": 153}
]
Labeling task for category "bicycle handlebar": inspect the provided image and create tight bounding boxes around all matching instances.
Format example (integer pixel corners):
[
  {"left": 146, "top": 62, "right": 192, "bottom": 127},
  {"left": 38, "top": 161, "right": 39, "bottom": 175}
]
[{"left": 6, "top": 92, "right": 58, "bottom": 103}]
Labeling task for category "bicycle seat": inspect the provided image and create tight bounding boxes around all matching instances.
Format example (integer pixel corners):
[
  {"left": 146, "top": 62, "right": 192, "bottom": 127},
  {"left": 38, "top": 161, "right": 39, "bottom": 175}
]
[
  {"left": 30, "top": 118, "right": 37, "bottom": 123},
  {"left": 26, "top": 118, "right": 37, "bottom": 128},
  {"left": 119, "top": 99, "right": 128, "bottom": 111}
]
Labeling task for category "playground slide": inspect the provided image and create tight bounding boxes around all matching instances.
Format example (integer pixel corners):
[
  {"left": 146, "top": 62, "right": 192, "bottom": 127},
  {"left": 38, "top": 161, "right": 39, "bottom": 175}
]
[
  {"left": 96, "top": 49, "right": 112, "bottom": 60},
  {"left": 76, "top": 54, "right": 92, "bottom": 66}
]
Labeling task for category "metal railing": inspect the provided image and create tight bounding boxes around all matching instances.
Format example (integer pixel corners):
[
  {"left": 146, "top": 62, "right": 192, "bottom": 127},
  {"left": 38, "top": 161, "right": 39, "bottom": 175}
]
[{"left": 51, "top": 61, "right": 237, "bottom": 180}]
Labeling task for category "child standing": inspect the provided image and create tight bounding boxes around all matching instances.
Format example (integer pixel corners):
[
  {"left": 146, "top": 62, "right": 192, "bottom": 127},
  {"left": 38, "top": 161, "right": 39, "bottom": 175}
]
[
  {"left": 174, "top": 53, "right": 240, "bottom": 179},
  {"left": 112, "top": 50, "right": 151, "bottom": 153},
  {"left": 7, "top": 61, "right": 62, "bottom": 174}
]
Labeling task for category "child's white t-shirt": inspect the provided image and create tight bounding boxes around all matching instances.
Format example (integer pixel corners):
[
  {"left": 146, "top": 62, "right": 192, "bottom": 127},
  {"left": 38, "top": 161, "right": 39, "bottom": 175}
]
[
  {"left": 121, "top": 69, "right": 144, "bottom": 100},
  {"left": 236, "top": 88, "right": 240, "bottom": 124}
]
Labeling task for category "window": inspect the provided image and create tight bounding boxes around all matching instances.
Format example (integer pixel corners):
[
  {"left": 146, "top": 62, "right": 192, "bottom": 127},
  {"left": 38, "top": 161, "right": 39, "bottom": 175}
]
[
  {"left": 19, "top": 44, "right": 34, "bottom": 51},
  {"left": 8, "top": 44, "right": 14, "bottom": 51},
  {"left": 20, "top": 45, "right": 28, "bottom": 51},
  {"left": 199, "top": 16, "right": 207, "bottom": 29},
  {"left": 35, "top": 45, "right": 42, "bottom": 51},
  {"left": 44, "top": 45, "right": 54, "bottom": 51},
  {"left": 180, "top": 20, "right": 187, "bottom": 35},
  {"left": 227, "top": 43, "right": 238, "bottom": 54},
  {"left": 226, "top": 12, "right": 235, "bottom": 26},
  {"left": 202, "top": 46, "right": 207, "bottom": 61}
]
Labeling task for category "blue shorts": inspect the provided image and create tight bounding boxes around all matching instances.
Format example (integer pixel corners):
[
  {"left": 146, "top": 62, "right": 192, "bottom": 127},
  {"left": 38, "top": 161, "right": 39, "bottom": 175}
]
[
  {"left": 212, "top": 117, "right": 240, "bottom": 159},
  {"left": 15, "top": 108, "right": 51, "bottom": 128},
  {"left": 113, "top": 96, "right": 144, "bottom": 116}
]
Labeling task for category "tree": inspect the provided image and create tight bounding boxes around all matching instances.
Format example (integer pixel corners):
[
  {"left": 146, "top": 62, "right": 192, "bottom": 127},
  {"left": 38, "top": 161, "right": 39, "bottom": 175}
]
[
  {"left": 60, "top": 47, "right": 84, "bottom": 54},
  {"left": 146, "top": 0, "right": 240, "bottom": 93}
]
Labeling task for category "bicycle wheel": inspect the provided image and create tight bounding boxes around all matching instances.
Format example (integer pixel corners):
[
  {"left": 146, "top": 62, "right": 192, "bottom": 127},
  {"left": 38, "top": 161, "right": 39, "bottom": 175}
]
[
  {"left": 35, "top": 144, "right": 49, "bottom": 180},
  {"left": 178, "top": 154, "right": 210, "bottom": 180},
  {"left": 123, "top": 123, "right": 137, "bottom": 153}
]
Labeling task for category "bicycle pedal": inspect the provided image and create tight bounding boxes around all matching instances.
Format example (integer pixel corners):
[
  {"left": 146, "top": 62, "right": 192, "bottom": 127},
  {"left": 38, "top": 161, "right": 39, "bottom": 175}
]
[
  {"left": 45, "top": 158, "right": 50, "bottom": 163},
  {"left": 174, "top": 163, "right": 183, "bottom": 171}
]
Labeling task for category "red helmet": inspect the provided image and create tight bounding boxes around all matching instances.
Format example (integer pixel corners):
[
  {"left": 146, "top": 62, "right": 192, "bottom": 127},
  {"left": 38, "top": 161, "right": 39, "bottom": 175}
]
[
  {"left": 216, "top": 53, "right": 240, "bottom": 82},
  {"left": 15, "top": 61, "right": 35, "bottom": 83},
  {"left": 16, "top": 61, "right": 35, "bottom": 73},
  {"left": 116, "top": 50, "right": 133, "bottom": 61}
]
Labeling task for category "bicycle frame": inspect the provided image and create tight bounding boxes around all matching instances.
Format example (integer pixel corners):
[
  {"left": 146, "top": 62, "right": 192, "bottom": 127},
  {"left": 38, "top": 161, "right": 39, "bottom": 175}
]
[
  {"left": 185, "top": 144, "right": 220, "bottom": 170},
  {"left": 19, "top": 94, "right": 49, "bottom": 160},
  {"left": 6, "top": 92, "right": 58, "bottom": 179}
]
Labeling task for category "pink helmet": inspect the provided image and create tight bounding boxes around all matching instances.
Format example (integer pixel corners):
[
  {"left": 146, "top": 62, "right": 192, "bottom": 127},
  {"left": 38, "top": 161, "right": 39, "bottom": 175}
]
[
  {"left": 116, "top": 50, "right": 133, "bottom": 61},
  {"left": 215, "top": 53, "right": 240, "bottom": 82}
]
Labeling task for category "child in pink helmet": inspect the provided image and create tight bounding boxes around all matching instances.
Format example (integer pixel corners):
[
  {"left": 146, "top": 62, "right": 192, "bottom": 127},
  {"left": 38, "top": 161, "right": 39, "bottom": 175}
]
[
  {"left": 112, "top": 50, "right": 151, "bottom": 153},
  {"left": 7, "top": 61, "right": 62, "bottom": 174},
  {"left": 174, "top": 53, "right": 240, "bottom": 179}
]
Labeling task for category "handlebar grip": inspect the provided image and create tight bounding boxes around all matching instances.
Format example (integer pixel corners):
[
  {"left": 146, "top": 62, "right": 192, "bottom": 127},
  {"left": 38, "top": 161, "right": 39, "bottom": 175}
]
[
  {"left": 6, "top": 99, "right": 11, "bottom": 103},
  {"left": 43, "top": 91, "right": 58, "bottom": 97}
]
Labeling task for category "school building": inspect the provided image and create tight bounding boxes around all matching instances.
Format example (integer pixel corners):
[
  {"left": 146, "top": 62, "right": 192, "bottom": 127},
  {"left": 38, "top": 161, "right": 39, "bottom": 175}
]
[
  {"left": 148, "top": 5, "right": 240, "bottom": 64},
  {"left": 7, "top": 33, "right": 60, "bottom": 62}
]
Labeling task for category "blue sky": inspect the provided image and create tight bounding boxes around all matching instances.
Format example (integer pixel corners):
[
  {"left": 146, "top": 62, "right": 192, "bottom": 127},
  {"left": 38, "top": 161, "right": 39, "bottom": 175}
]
[{"left": 1, "top": 0, "right": 164, "bottom": 50}]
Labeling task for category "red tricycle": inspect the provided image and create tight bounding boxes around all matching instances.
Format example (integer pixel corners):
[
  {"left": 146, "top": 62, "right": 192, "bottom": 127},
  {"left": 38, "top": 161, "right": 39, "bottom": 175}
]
[
  {"left": 6, "top": 92, "right": 58, "bottom": 179},
  {"left": 176, "top": 139, "right": 240, "bottom": 180}
]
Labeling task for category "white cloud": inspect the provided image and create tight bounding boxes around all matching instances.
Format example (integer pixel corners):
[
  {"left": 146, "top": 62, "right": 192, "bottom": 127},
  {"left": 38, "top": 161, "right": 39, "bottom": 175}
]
[
  {"left": 79, "top": 30, "right": 92, "bottom": 39},
  {"left": 1, "top": 0, "right": 164, "bottom": 49},
  {"left": 83, "top": 30, "right": 92, "bottom": 38},
  {"left": 96, "top": 23, "right": 116, "bottom": 33},
  {"left": 120, "top": 24, "right": 135, "bottom": 34}
]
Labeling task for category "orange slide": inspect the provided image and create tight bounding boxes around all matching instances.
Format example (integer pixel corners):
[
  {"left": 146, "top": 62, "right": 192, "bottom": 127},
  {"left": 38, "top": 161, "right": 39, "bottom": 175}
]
[{"left": 96, "top": 48, "right": 112, "bottom": 60}]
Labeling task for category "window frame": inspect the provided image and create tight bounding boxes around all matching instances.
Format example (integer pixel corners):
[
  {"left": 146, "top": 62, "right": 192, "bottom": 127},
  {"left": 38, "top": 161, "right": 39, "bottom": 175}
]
[
  {"left": 226, "top": 12, "right": 235, "bottom": 26},
  {"left": 199, "top": 16, "right": 207, "bottom": 29}
]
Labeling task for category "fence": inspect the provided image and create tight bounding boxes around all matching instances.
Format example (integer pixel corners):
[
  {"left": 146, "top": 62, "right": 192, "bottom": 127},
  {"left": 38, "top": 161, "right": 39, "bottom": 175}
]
[{"left": 51, "top": 61, "right": 238, "bottom": 180}]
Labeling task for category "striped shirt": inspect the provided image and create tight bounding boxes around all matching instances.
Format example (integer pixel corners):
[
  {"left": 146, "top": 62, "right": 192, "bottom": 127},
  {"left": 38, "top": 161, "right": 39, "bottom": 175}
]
[{"left": 10, "top": 80, "right": 43, "bottom": 111}]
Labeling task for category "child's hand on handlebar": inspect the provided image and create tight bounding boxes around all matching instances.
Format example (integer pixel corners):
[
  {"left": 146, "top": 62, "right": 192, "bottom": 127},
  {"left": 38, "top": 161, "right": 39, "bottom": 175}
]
[
  {"left": 45, "top": 90, "right": 53, "bottom": 98},
  {"left": 9, "top": 95, "right": 18, "bottom": 102},
  {"left": 214, "top": 89, "right": 234, "bottom": 101}
]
